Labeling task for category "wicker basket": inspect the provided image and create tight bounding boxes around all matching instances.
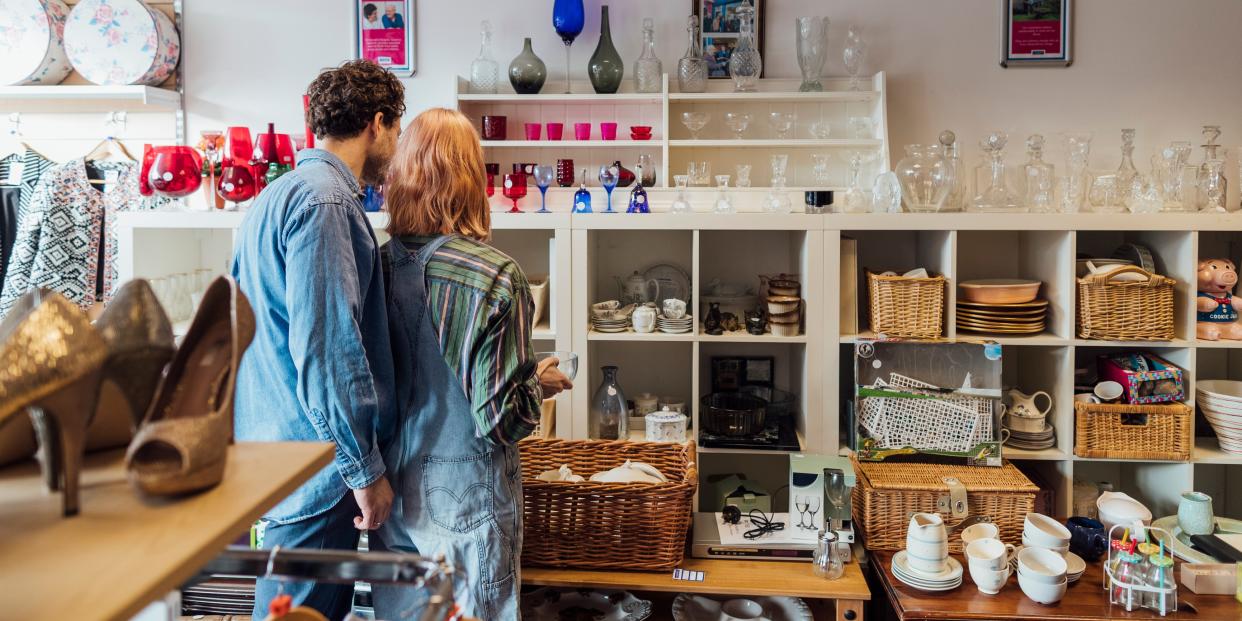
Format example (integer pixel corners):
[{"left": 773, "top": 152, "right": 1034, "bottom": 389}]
[
  {"left": 851, "top": 457, "right": 1038, "bottom": 553},
  {"left": 519, "top": 438, "right": 697, "bottom": 570},
  {"left": 1077, "top": 265, "right": 1176, "bottom": 340},
  {"left": 867, "top": 270, "right": 946, "bottom": 339},
  {"left": 1074, "top": 401, "right": 1192, "bottom": 461}
]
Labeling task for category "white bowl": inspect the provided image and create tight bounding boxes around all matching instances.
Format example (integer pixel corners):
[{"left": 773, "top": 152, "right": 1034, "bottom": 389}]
[
  {"left": 1024, "top": 513, "right": 1071, "bottom": 547},
  {"left": 1198, "top": 396, "right": 1242, "bottom": 416},
  {"left": 1016, "top": 547, "right": 1067, "bottom": 584},
  {"left": 1021, "top": 534, "right": 1069, "bottom": 554},
  {"left": 1018, "top": 571, "right": 1067, "bottom": 605},
  {"left": 969, "top": 564, "right": 1010, "bottom": 595},
  {"left": 961, "top": 522, "right": 1000, "bottom": 545},
  {"left": 1197, "top": 380, "right": 1242, "bottom": 401},
  {"left": 1096, "top": 491, "right": 1152, "bottom": 534}
]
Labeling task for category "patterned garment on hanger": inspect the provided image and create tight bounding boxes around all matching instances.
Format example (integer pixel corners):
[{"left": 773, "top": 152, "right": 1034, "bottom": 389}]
[
  {"left": 0, "top": 148, "right": 56, "bottom": 298},
  {"left": 0, "top": 158, "right": 152, "bottom": 317}
]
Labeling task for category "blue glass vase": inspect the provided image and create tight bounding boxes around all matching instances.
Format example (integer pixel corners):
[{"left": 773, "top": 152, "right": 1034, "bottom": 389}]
[{"left": 552, "top": 0, "right": 585, "bottom": 94}]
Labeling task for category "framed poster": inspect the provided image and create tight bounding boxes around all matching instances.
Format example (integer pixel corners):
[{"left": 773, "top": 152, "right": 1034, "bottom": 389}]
[
  {"left": 1001, "top": 0, "right": 1072, "bottom": 67},
  {"left": 354, "top": 0, "right": 416, "bottom": 76},
  {"left": 693, "top": 0, "right": 764, "bottom": 79}
]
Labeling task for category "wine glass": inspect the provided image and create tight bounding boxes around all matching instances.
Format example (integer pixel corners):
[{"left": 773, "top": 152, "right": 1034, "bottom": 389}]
[
  {"left": 723, "top": 112, "right": 752, "bottom": 140},
  {"left": 794, "top": 495, "right": 811, "bottom": 529},
  {"left": 768, "top": 112, "right": 795, "bottom": 140},
  {"left": 148, "top": 146, "right": 203, "bottom": 198},
  {"left": 535, "top": 351, "right": 579, "bottom": 381},
  {"left": 598, "top": 164, "right": 619, "bottom": 213},
  {"left": 217, "top": 165, "right": 256, "bottom": 209},
  {"left": 843, "top": 25, "right": 868, "bottom": 91},
  {"left": 681, "top": 112, "right": 710, "bottom": 139},
  {"left": 533, "top": 165, "right": 555, "bottom": 213},
  {"left": 806, "top": 496, "right": 821, "bottom": 530},
  {"left": 502, "top": 173, "right": 527, "bottom": 213},
  {"left": 552, "top": 0, "right": 585, "bottom": 94}
]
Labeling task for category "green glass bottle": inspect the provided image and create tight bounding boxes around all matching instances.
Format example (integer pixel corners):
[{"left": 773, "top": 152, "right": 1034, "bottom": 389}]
[{"left": 587, "top": 5, "right": 623, "bottom": 94}]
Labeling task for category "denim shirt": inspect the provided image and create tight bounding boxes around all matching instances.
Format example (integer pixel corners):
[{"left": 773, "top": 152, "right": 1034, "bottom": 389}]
[{"left": 232, "top": 149, "right": 395, "bottom": 524}]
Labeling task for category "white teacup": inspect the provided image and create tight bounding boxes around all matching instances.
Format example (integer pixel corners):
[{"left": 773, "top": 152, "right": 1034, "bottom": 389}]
[
  {"left": 1024, "top": 513, "right": 1071, "bottom": 548},
  {"left": 969, "top": 563, "right": 1010, "bottom": 595},
  {"left": 966, "top": 537, "right": 1016, "bottom": 572},
  {"left": 719, "top": 598, "right": 769, "bottom": 621},
  {"left": 1016, "top": 546, "right": 1067, "bottom": 585},
  {"left": 1018, "top": 571, "right": 1067, "bottom": 605},
  {"left": 961, "top": 522, "right": 1000, "bottom": 545},
  {"left": 662, "top": 298, "right": 687, "bottom": 320}
]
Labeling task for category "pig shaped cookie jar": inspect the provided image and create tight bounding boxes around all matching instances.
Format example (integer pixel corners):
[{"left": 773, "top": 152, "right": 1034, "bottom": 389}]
[{"left": 1197, "top": 258, "right": 1242, "bottom": 340}]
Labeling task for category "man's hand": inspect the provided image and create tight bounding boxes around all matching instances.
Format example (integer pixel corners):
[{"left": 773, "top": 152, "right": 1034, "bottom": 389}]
[
  {"left": 536, "top": 356, "right": 574, "bottom": 399},
  {"left": 353, "top": 476, "right": 394, "bottom": 530}
]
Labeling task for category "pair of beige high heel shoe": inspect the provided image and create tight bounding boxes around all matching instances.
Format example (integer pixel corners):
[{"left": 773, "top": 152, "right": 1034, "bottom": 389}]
[{"left": 0, "top": 276, "right": 254, "bottom": 516}]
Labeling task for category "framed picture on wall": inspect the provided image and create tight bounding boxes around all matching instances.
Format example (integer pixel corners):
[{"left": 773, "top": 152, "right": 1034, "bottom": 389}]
[
  {"left": 693, "top": 0, "right": 765, "bottom": 79},
  {"left": 354, "top": 0, "right": 416, "bottom": 76},
  {"left": 1001, "top": 0, "right": 1072, "bottom": 67}
]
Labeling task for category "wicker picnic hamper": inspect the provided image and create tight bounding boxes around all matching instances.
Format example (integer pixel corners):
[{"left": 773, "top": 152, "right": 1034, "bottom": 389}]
[
  {"left": 1076, "top": 265, "right": 1175, "bottom": 340},
  {"left": 519, "top": 438, "right": 697, "bottom": 570},
  {"left": 1074, "top": 401, "right": 1192, "bottom": 461},
  {"left": 851, "top": 457, "right": 1038, "bottom": 554},
  {"left": 867, "top": 270, "right": 946, "bottom": 338}
]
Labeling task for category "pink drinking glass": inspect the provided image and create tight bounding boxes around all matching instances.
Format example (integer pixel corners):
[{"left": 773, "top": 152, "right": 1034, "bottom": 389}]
[
  {"left": 546, "top": 122, "right": 564, "bottom": 140},
  {"left": 524, "top": 123, "right": 542, "bottom": 141},
  {"left": 573, "top": 122, "right": 591, "bottom": 141},
  {"left": 600, "top": 122, "right": 618, "bottom": 141}
]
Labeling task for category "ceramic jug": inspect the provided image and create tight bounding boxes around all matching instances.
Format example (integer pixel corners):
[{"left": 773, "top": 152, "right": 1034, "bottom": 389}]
[
  {"left": 907, "top": 512, "right": 947, "bottom": 546},
  {"left": 1177, "top": 491, "right": 1215, "bottom": 536},
  {"left": 615, "top": 271, "right": 659, "bottom": 305},
  {"left": 1007, "top": 388, "right": 1052, "bottom": 419}
]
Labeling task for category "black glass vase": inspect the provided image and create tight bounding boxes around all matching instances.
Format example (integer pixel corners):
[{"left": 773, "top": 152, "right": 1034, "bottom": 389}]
[
  {"left": 587, "top": 6, "right": 623, "bottom": 94},
  {"left": 509, "top": 37, "right": 547, "bottom": 95}
]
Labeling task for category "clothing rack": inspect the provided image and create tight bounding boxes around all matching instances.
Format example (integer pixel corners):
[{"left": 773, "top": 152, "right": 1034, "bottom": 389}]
[{"left": 195, "top": 546, "right": 462, "bottom": 621}]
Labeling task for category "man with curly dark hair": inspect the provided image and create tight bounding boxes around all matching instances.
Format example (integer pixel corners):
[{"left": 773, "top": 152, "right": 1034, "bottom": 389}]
[{"left": 231, "top": 59, "right": 406, "bottom": 619}]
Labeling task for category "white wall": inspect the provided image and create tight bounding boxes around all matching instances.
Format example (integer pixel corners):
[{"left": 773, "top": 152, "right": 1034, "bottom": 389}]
[{"left": 185, "top": 0, "right": 1242, "bottom": 201}]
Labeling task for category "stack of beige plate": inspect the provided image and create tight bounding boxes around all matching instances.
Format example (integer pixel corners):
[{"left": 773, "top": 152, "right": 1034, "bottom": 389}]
[{"left": 957, "top": 279, "right": 1046, "bottom": 335}]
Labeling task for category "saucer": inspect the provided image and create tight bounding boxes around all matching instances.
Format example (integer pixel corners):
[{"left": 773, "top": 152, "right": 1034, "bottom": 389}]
[
  {"left": 1064, "top": 551, "right": 1085, "bottom": 580},
  {"left": 893, "top": 551, "right": 963, "bottom": 584}
]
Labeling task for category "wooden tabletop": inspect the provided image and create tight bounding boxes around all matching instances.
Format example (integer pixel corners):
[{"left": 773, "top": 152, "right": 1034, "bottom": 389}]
[
  {"left": 0, "top": 442, "right": 333, "bottom": 621},
  {"left": 523, "top": 557, "right": 872, "bottom": 601},
  {"left": 871, "top": 550, "right": 1241, "bottom": 620}
]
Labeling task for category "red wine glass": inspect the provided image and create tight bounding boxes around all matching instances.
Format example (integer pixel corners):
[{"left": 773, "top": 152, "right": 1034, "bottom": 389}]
[
  {"left": 502, "top": 173, "right": 527, "bottom": 213},
  {"left": 218, "top": 165, "right": 256, "bottom": 208},
  {"left": 148, "top": 146, "right": 203, "bottom": 198}
]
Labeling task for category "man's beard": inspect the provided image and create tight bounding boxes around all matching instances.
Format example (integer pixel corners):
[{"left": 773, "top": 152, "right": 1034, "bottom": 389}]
[{"left": 361, "top": 152, "right": 390, "bottom": 187}]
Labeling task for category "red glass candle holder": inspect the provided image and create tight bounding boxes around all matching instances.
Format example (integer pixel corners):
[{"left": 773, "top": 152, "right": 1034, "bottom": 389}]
[
  {"left": 600, "top": 122, "right": 618, "bottom": 141},
  {"left": 556, "top": 158, "right": 575, "bottom": 187},
  {"left": 573, "top": 122, "right": 591, "bottom": 141},
  {"left": 546, "top": 122, "right": 564, "bottom": 140},
  {"left": 502, "top": 173, "right": 527, "bottom": 213},
  {"left": 482, "top": 115, "right": 507, "bottom": 141},
  {"left": 524, "top": 123, "right": 542, "bottom": 141}
]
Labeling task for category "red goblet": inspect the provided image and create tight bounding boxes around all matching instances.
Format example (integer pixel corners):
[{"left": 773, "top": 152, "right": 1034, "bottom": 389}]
[
  {"left": 148, "top": 146, "right": 204, "bottom": 198},
  {"left": 502, "top": 173, "right": 527, "bottom": 213},
  {"left": 218, "top": 165, "right": 256, "bottom": 208}
]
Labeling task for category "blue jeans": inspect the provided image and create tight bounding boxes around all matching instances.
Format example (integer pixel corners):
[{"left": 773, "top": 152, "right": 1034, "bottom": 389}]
[{"left": 254, "top": 493, "right": 361, "bottom": 619}]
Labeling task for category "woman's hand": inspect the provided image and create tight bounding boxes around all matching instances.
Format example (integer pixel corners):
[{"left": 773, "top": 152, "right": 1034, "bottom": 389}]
[{"left": 536, "top": 356, "right": 574, "bottom": 398}]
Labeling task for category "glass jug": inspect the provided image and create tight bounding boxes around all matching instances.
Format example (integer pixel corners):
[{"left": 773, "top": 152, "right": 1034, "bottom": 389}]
[{"left": 590, "top": 366, "right": 628, "bottom": 439}]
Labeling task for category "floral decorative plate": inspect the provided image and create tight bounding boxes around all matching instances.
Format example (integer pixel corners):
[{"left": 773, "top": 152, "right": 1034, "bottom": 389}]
[
  {"left": 522, "top": 588, "right": 652, "bottom": 621},
  {"left": 672, "top": 594, "right": 812, "bottom": 621}
]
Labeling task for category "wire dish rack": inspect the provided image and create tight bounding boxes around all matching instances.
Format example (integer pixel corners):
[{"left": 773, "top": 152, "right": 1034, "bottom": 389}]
[{"left": 859, "top": 372, "right": 997, "bottom": 453}]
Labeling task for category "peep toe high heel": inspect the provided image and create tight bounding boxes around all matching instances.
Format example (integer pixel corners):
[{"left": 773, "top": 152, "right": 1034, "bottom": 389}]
[
  {"left": 126, "top": 276, "right": 255, "bottom": 496},
  {"left": 0, "top": 290, "right": 108, "bottom": 516},
  {"left": 96, "top": 279, "right": 175, "bottom": 429}
]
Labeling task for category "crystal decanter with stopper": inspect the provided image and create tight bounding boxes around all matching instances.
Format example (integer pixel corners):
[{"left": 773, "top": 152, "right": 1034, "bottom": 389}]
[
  {"left": 468, "top": 20, "right": 499, "bottom": 94},
  {"left": 839, "top": 151, "right": 870, "bottom": 213},
  {"left": 970, "top": 131, "right": 1025, "bottom": 212},
  {"left": 1022, "top": 134, "right": 1056, "bottom": 213},
  {"left": 729, "top": 2, "right": 762, "bottom": 92},
  {"left": 763, "top": 154, "right": 792, "bottom": 213},
  {"left": 938, "top": 130, "right": 966, "bottom": 212},
  {"left": 677, "top": 15, "right": 708, "bottom": 93},
  {"left": 1116, "top": 128, "right": 1139, "bottom": 203},
  {"left": 1197, "top": 125, "right": 1228, "bottom": 210},
  {"left": 633, "top": 18, "right": 663, "bottom": 94}
]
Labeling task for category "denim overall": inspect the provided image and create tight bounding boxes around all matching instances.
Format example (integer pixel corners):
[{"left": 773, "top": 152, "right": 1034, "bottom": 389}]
[{"left": 372, "top": 235, "right": 523, "bottom": 621}]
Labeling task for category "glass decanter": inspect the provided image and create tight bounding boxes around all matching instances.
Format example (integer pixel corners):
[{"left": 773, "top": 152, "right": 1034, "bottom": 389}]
[
  {"left": 572, "top": 168, "right": 592, "bottom": 213},
  {"left": 1058, "top": 132, "right": 1092, "bottom": 213},
  {"left": 1200, "top": 159, "right": 1227, "bottom": 212},
  {"left": 1197, "top": 125, "right": 1227, "bottom": 210},
  {"left": 670, "top": 174, "right": 692, "bottom": 213},
  {"left": 843, "top": 25, "right": 867, "bottom": 91},
  {"left": 714, "top": 175, "right": 735, "bottom": 213},
  {"left": 729, "top": 2, "right": 762, "bottom": 92},
  {"left": 896, "top": 144, "right": 951, "bottom": 213},
  {"left": 763, "top": 154, "right": 792, "bottom": 213},
  {"left": 677, "top": 15, "right": 708, "bottom": 93},
  {"left": 590, "top": 365, "right": 628, "bottom": 440},
  {"left": 633, "top": 18, "right": 663, "bottom": 94},
  {"left": 1022, "top": 134, "right": 1056, "bottom": 213},
  {"left": 1116, "top": 128, "right": 1139, "bottom": 203},
  {"left": 627, "top": 165, "right": 649, "bottom": 213},
  {"left": 469, "top": 20, "right": 499, "bottom": 94},
  {"left": 938, "top": 130, "right": 966, "bottom": 212},
  {"left": 970, "top": 132, "right": 1024, "bottom": 212},
  {"left": 839, "top": 151, "right": 870, "bottom": 213},
  {"left": 796, "top": 16, "right": 829, "bottom": 92}
]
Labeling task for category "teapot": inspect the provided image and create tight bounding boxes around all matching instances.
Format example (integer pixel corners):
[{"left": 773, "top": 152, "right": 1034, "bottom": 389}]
[{"left": 616, "top": 271, "right": 660, "bottom": 305}]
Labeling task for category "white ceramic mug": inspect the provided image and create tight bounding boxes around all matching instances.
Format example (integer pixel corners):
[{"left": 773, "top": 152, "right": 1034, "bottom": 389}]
[
  {"left": 1094, "top": 380, "right": 1124, "bottom": 403},
  {"left": 966, "top": 537, "right": 1017, "bottom": 572},
  {"left": 969, "top": 563, "right": 1010, "bottom": 595},
  {"left": 961, "top": 522, "right": 1000, "bottom": 545}
]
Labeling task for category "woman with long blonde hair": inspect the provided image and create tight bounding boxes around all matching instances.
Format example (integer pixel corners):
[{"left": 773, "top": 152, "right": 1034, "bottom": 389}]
[{"left": 370, "top": 108, "right": 571, "bottom": 620}]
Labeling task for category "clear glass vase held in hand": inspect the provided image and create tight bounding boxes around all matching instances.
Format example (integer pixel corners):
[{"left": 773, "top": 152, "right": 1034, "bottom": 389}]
[
  {"left": 677, "top": 15, "right": 708, "bottom": 93},
  {"left": 729, "top": 3, "right": 762, "bottom": 92},
  {"left": 796, "top": 16, "right": 829, "bottom": 92},
  {"left": 843, "top": 25, "right": 867, "bottom": 91}
]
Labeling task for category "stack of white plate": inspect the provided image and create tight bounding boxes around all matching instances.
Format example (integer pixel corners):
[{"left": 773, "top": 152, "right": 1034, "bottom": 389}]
[
  {"left": 891, "top": 551, "right": 963, "bottom": 592},
  {"left": 1005, "top": 422, "right": 1056, "bottom": 450},
  {"left": 1195, "top": 380, "right": 1242, "bottom": 454},
  {"left": 657, "top": 314, "right": 693, "bottom": 334},
  {"left": 591, "top": 317, "right": 631, "bottom": 333}
]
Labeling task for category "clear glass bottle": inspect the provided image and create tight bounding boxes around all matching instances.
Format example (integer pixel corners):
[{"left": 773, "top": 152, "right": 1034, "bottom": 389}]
[
  {"left": 590, "top": 365, "right": 628, "bottom": 439},
  {"left": 971, "top": 131, "right": 1025, "bottom": 212},
  {"left": 714, "top": 175, "right": 735, "bottom": 213},
  {"left": 1198, "top": 125, "right": 1227, "bottom": 209},
  {"left": 1117, "top": 128, "right": 1139, "bottom": 203},
  {"left": 1146, "top": 554, "right": 1177, "bottom": 614},
  {"left": 469, "top": 20, "right": 499, "bottom": 94},
  {"left": 670, "top": 174, "right": 692, "bottom": 213},
  {"left": 938, "top": 130, "right": 966, "bottom": 212},
  {"left": 572, "top": 169, "right": 592, "bottom": 213},
  {"left": 1110, "top": 550, "right": 1142, "bottom": 611},
  {"left": 677, "top": 15, "right": 708, "bottom": 93},
  {"left": 729, "top": 3, "right": 762, "bottom": 92},
  {"left": 637, "top": 153, "right": 656, "bottom": 186},
  {"left": 627, "top": 165, "right": 649, "bottom": 213},
  {"left": 633, "top": 18, "right": 663, "bottom": 94},
  {"left": 840, "top": 152, "right": 869, "bottom": 213},
  {"left": 763, "top": 154, "right": 792, "bottom": 213},
  {"left": 1023, "top": 134, "right": 1056, "bottom": 213},
  {"left": 795, "top": 17, "right": 829, "bottom": 92},
  {"left": 813, "top": 530, "right": 845, "bottom": 579}
]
